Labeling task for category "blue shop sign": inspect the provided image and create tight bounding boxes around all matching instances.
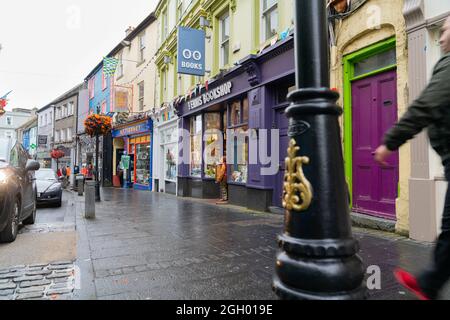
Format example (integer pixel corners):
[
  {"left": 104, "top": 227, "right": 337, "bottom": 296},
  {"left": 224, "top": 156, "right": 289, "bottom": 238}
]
[
  {"left": 112, "top": 120, "right": 152, "bottom": 138},
  {"left": 177, "top": 27, "right": 205, "bottom": 76}
]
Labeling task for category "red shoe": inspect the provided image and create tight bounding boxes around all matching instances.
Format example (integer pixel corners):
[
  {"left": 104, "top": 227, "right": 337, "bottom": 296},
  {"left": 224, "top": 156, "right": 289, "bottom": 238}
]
[{"left": 394, "top": 268, "right": 431, "bottom": 300}]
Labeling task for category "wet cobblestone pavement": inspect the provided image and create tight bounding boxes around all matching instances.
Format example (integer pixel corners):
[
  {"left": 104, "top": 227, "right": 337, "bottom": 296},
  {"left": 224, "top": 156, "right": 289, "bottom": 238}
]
[
  {"left": 73, "top": 188, "right": 450, "bottom": 300},
  {"left": 0, "top": 261, "right": 76, "bottom": 300}
]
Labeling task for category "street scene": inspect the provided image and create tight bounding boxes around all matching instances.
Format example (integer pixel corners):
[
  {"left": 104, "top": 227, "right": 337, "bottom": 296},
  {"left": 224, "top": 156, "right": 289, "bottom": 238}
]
[{"left": 1, "top": 0, "right": 450, "bottom": 302}]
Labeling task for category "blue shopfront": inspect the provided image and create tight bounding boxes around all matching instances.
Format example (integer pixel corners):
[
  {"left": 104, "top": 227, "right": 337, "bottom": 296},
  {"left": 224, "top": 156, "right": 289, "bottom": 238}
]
[{"left": 112, "top": 118, "right": 153, "bottom": 191}]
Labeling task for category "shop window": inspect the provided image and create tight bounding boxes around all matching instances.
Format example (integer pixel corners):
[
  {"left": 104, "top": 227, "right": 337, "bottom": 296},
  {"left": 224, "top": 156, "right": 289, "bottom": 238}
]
[
  {"left": 204, "top": 113, "right": 222, "bottom": 178},
  {"left": 276, "top": 83, "right": 296, "bottom": 104},
  {"left": 135, "top": 143, "right": 151, "bottom": 186},
  {"left": 354, "top": 48, "right": 396, "bottom": 78},
  {"left": 190, "top": 115, "right": 202, "bottom": 177},
  {"left": 162, "top": 126, "right": 178, "bottom": 182},
  {"left": 228, "top": 98, "right": 249, "bottom": 183},
  {"left": 164, "top": 144, "right": 177, "bottom": 182},
  {"left": 230, "top": 126, "right": 249, "bottom": 183}
]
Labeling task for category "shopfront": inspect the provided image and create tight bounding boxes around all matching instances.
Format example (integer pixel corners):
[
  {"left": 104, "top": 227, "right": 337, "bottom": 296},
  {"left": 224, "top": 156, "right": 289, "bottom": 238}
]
[
  {"left": 112, "top": 118, "right": 153, "bottom": 191},
  {"left": 177, "top": 35, "right": 296, "bottom": 212}
]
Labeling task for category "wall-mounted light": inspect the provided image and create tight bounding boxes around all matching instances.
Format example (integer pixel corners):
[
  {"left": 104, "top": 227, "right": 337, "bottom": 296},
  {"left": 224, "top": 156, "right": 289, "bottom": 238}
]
[
  {"left": 199, "top": 16, "right": 211, "bottom": 28},
  {"left": 164, "top": 55, "right": 172, "bottom": 64}
]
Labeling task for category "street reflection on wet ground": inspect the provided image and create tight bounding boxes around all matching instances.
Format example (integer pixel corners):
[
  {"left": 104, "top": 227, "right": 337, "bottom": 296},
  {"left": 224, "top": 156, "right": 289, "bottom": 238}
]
[{"left": 74, "top": 188, "right": 449, "bottom": 300}]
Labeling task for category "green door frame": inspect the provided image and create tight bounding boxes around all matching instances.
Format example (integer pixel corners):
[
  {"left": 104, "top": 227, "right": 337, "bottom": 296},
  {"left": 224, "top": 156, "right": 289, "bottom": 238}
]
[{"left": 342, "top": 37, "right": 397, "bottom": 207}]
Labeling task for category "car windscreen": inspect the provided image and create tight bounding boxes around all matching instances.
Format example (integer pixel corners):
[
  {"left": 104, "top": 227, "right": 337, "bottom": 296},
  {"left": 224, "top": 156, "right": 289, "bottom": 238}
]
[{"left": 35, "top": 169, "right": 57, "bottom": 181}]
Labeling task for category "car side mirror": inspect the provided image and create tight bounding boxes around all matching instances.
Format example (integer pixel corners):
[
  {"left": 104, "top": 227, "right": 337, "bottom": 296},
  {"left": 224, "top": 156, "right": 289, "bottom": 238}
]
[{"left": 26, "top": 160, "right": 40, "bottom": 172}]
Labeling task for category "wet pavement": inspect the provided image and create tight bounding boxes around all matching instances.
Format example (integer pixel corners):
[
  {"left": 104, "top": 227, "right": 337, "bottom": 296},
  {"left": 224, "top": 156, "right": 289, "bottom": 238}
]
[
  {"left": 0, "top": 191, "right": 77, "bottom": 300},
  {"left": 73, "top": 188, "right": 450, "bottom": 300}
]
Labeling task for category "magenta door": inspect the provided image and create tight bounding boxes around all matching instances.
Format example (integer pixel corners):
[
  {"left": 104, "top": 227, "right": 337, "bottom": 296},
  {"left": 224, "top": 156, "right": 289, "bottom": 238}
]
[{"left": 352, "top": 70, "right": 399, "bottom": 220}]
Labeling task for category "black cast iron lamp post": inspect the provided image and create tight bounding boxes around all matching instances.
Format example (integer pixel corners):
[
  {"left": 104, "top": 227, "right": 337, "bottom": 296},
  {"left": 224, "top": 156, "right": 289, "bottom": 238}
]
[{"left": 272, "top": 0, "right": 366, "bottom": 300}]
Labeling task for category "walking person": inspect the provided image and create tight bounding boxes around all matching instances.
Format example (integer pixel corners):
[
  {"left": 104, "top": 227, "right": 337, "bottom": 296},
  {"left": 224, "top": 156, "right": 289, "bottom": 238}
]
[
  {"left": 374, "top": 16, "right": 450, "bottom": 300},
  {"left": 215, "top": 156, "right": 228, "bottom": 204}
]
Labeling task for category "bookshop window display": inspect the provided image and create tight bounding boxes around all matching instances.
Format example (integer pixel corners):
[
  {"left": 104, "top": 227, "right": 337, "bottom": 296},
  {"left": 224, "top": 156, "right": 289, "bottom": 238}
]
[
  {"left": 228, "top": 98, "right": 249, "bottom": 183},
  {"left": 204, "top": 113, "right": 223, "bottom": 179},
  {"left": 161, "top": 126, "right": 177, "bottom": 182},
  {"left": 190, "top": 115, "right": 202, "bottom": 177},
  {"left": 129, "top": 135, "right": 151, "bottom": 187}
]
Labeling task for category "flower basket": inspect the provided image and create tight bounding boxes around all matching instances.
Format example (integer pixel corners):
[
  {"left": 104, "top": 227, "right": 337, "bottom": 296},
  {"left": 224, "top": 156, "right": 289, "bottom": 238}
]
[
  {"left": 50, "top": 149, "right": 65, "bottom": 160},
  {"left": 330, "top": 0, "right": 349, "bottom": 13},
  {"left": 84, "top": 114, "right": 112, "bottom": 137}
]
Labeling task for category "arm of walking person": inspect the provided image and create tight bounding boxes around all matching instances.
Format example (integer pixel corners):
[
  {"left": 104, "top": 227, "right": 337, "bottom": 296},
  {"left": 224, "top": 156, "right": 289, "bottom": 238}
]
[{"left": 383, "top": 56, "right": 450, "bottom": 152}]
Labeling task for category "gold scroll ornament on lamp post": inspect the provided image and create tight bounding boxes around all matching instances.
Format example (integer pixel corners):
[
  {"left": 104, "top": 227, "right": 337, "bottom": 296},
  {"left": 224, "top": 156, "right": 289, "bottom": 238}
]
[{"left": 282, "top": 139, "right": 313, "bottom": 211}]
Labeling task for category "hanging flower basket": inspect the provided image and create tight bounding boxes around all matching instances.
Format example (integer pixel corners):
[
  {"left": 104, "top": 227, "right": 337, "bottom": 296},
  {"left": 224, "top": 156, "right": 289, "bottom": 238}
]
[
  {"left": 50, "top": 149, "right": 65, "bottom": 160},
  {"left": 84, "top": 114, "right": 112, "bottom": 137},
  {"left": 329, "top": 0, "right": 349, "bottom": 13}
]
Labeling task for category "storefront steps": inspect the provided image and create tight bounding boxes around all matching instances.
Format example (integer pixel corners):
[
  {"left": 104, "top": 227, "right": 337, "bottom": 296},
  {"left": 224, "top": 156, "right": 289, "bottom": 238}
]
[
  {"left": 270, "top": 206, "right": 399, "bottom": 235},
  {"left": 350, "top": 211, "right": 397, "bottom": 234}
]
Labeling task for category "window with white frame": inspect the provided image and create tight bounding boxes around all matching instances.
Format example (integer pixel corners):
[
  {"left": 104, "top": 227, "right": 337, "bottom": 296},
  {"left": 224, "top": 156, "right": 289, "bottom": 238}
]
[
  {"left": 101, "top": 100, "right": 107, "bottom": 114},
  {"left": 162, "top": 9, "right": 168, "bottom": 40},
  {"left": 60, "top": 129, "right": 65, "bottom": 142},
  {"left": 64, "top": 104, "right": 68, "bottom": 117},
  {"left": 88, "top": 77, "right": 95, "bottom": 100},
  {"left": 6, "top": 116, "right": 12, "bottom": 126},
  {"left": 219, "top": 11, "right": 230, "bottom": 68},
  {"left": 5, "top": 131, "right": 13, "bottom": 139},
  {"left": 69, "top": 102, "right": 74, "bottom": 115},
  {"left": 102, "top": 72, "right": 107, "bottom": 90},
  {"left": 138, "top": 81, "right": 145, "bottom": 111},
  {"left": 118, "top": 51, "right": 124, "bottom": 77},
  {"left": 161, "top": 68, "right": 168, "bottom": 103},
  {"left": 45, "top": 114, "right": 48, "bottom": 125},
  {"left": 139, "top": 32, "right": 146, "bottom": 63},
  {"left": 67, "top": 128, "right": 72, "bottom": 141},
  {"left": 49, "top": 111, "right": 52, "bottom": 124},
  {"left": 55, "top": 130, "right": 60, "bottom": 142},
  {"left": 40, "top": 116, "right": 43, "bottom": 126},
  {"left": 262, "top": 0, "right": 278, "bottom": 42}
]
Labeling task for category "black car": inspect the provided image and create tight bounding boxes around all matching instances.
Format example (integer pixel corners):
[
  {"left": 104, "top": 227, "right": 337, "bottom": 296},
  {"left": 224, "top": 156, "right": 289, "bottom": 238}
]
[
  {"left": 0, "top": 138, "right": 40, "bottom": 243},
  {"left": 35, "top": 169, "right": 62, "bottom": 207}
]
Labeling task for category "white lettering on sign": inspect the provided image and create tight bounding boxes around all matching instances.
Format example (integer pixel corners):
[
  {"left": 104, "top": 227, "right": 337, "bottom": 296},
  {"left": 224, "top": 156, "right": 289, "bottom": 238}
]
[
  {"left": 188, "top": 82, "right": 233, "bottom": 110},
  {"left": 181, "top": 61, "right": 203, "bottom": 70}
]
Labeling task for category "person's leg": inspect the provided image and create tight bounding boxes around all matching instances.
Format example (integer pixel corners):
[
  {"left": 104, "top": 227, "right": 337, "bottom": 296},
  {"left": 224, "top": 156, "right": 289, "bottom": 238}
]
[
  {"left": 222, "top": 181, "right": 228, "bottom": 201},
  {"left": 417, "top": 161, "right": 450, "bottom": 299}
]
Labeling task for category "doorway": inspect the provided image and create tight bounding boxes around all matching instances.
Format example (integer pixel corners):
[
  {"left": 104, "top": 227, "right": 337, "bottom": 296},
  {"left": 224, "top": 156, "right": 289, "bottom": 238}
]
[{"left": 343, "top": 37, "right": 399, "bottom": 220}]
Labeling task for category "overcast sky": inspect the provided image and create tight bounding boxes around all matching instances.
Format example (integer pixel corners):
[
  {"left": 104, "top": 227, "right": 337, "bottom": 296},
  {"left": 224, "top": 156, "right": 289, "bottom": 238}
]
[{"left": 0, "top": 0, "right": 159, "bottom": 111}]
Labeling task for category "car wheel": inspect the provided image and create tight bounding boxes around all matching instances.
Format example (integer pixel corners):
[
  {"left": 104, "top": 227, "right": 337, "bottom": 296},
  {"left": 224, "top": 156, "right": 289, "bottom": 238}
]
[
  {"left": 0, "top": 198, "right": 20, "bottom": 243},
  {"left": 23, "top": 200, "right": 36, "bottom": 225}
]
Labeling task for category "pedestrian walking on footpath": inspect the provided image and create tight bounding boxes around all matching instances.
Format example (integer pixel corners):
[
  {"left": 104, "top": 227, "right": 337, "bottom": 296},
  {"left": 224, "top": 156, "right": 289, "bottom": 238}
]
[
  {"left": 374, "top": 16, "right": 450, "bottom": 300},
  {"left": 215, "top": 156, "right": 228, "bottom": 204}
]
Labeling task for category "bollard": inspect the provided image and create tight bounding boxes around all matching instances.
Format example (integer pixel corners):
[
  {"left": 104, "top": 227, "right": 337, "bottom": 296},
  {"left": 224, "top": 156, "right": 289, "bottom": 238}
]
[
  {"left": 85, "top": 181, "right": 96, "bottom": 219},
  {"left": 76, "top": 175, "right": 84, "bottom": 196}
]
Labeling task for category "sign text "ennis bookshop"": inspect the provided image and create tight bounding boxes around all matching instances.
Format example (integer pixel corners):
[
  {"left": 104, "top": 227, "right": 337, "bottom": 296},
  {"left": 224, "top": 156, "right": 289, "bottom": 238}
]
[{"left": 188, "top": 82, "right": 233, "bottom": 110}]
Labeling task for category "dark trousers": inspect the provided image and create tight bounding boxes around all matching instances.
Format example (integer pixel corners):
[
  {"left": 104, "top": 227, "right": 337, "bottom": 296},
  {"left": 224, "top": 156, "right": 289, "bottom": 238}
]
[{"left": 418, "top": 160, "right": 450, "bottom": 299}]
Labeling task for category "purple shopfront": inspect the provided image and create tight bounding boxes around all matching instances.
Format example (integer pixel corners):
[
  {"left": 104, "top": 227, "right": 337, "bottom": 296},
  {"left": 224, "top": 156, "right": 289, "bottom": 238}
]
[{"left": 176, "top": 35, "right": 296, "bottom": 212}]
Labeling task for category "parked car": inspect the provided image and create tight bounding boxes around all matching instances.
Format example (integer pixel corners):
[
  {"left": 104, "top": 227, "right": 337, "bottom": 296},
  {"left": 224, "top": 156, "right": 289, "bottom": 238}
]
[
  {"left": 35, "top": 169, "right": 62, "bottom": 207},
  {"left": 0, "top": 138, "right": 40, "bottom": 243}
]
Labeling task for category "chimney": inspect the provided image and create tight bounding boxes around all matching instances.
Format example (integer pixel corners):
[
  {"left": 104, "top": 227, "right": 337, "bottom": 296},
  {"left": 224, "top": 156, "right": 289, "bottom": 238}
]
[{"left": 125, "top": 26, "right": 135, "bottom": 36}]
